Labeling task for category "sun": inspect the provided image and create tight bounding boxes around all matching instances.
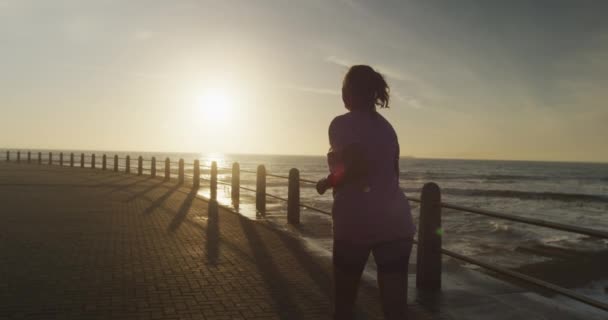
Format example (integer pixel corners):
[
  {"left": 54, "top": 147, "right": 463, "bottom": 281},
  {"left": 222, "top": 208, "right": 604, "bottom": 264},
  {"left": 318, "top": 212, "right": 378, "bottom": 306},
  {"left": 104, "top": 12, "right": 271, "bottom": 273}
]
[{"left": 197, "top": 88, "right": 233, "bottom": 124}]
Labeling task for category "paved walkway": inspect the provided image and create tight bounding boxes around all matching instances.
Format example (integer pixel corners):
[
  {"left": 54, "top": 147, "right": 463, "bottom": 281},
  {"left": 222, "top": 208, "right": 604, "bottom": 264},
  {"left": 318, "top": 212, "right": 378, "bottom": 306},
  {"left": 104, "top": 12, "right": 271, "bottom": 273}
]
[{"left": 0, "top": 162, "right": 436, "bottom": 320}]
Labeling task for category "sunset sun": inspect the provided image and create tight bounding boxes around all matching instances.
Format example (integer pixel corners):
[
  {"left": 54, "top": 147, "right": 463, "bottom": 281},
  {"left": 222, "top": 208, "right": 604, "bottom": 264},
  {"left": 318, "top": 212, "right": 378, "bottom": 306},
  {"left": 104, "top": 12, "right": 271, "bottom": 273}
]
[{"left": 197, "top": 88, "right": 233, "bottom": 124}]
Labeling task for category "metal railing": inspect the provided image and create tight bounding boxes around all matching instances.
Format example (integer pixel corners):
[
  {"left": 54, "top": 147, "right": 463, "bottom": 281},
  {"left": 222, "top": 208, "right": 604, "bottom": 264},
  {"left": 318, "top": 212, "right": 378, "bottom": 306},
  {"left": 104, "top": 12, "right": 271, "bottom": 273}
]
[
  {"left": 409, "top": 183, "right": 608, "bottom": 312},
  {"left": 2, "top": 149, "right": 607, "bottom": 312}
]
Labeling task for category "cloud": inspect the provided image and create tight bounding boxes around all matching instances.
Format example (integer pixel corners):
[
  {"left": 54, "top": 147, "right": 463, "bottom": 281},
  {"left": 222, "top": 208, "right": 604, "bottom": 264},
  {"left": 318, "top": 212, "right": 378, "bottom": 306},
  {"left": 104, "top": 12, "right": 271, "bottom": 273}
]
[
  {"left": 325, "top": 55, "right": 351, "bottom": 68},
  {"left": 281, "top": 84, "right": 340, "bottom": 95},
  {"left": 393, "top": 91, "right": 424, "bottom": 109}
]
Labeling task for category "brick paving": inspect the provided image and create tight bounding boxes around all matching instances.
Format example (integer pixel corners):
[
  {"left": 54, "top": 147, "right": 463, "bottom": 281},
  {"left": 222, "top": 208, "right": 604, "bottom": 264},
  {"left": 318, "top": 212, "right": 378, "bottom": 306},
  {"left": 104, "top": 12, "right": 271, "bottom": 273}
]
[{"left": 0, "top": 162, "right": 437, "bottom": 320}]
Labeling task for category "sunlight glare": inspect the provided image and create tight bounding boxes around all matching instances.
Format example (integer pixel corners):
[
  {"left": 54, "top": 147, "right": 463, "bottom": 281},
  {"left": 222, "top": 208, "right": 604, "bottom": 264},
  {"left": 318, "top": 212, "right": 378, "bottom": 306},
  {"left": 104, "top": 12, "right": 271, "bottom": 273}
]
[{"left": 197, "top": 88, "right": 233, "bottom": 124}]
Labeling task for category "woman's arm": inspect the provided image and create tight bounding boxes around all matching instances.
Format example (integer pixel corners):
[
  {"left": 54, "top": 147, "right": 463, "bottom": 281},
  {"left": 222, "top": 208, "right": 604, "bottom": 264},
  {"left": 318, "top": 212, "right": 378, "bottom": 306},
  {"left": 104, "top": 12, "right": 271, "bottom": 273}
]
[{"left": 316, "top": 143, "right": 368, "bottom": 194}]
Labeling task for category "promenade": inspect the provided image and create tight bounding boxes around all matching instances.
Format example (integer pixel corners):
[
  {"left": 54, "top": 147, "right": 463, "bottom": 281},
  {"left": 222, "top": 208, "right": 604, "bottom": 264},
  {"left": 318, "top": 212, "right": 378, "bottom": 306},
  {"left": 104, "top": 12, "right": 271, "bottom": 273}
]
[{"left": 0, "top": 162, "right": 434, "bottom": 320}]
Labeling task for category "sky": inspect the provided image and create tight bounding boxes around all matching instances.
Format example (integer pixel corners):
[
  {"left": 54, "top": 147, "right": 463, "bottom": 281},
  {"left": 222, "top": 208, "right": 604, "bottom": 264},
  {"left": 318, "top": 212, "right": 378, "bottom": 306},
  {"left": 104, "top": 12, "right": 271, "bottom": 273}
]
[{"left": 1, "top": 0, "right": 607, "bottom": 162}]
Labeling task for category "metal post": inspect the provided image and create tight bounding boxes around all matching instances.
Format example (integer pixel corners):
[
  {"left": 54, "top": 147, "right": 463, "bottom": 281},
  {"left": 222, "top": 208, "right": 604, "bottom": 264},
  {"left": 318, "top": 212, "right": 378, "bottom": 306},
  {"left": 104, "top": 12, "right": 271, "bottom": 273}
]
[
  {"left": 5, "top": 150, "right": 8, "bottom": 161},
  {"left": 138, "top": 156, "right": 143, "bottom": 176},
  {"left": 27, "top": 151, "right": 31, "bottom": 163},
  {"left": 70, "top": 153, "right": 74, "bottom": 167},
  {"left": 416, "top": 182, "right": 442, "bottom": 292},
  {"left": 80, "top": 153, "right": 85, "bottom": 168},
  {"left": 125, "top": 156, "right": 130, "bottom": 173},
  {"left": 178, "top": 159, "right": 184, "bottom": 184},
  {"left": 164, "top": 158, "right": 170, "bottom": 181},
  {"left": 256, "top": 165, "right": 266, "bottom": 215},
  {"left": 59, "top": 152, "right": 63, "bottom": 166},
  {"left": 38, "top": 152, "right": 41, "bottom": 165},
  {"left": 113, "top": 155, "right": 118, "bottom": 172},
  {"left": 48, "top": 152, "right": 52, "bottom": 165},
  {"left": 17, "top": 151, "right": 20, "bottom": 163},
  {"left": 102, "top": 154, "right": 107, "bottom": 170},
  {"left": 91, "top": 154, "right": 96, "bottom": 169},
  {"left": 231, "top": 162, "right": 240, "bottom": 208},
  {"left": 210, "top": 161, "right": 218, "bottom": 200},
  {"left": 288, "top": 168, "right": 300, "bottom": 225},
  {"left": 193, "top": 160, "right": 200, "bottom": 189},
  {"left": 151, "top": 157, "right": 156, "bottom": 178}
]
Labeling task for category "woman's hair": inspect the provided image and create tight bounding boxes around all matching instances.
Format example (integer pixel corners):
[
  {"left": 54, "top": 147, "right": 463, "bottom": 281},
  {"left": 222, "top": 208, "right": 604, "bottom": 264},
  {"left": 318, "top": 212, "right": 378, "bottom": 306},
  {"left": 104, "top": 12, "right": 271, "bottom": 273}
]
[{"left": 342, "top": 65, "right": 390, "bottom": 111}]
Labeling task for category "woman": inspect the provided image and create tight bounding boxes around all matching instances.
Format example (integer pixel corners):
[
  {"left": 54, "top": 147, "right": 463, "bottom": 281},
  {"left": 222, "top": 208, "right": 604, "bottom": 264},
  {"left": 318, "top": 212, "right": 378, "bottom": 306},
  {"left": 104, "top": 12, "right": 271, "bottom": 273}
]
[{"left": 316, "top": 65, "right": 416, "bottom": 320}]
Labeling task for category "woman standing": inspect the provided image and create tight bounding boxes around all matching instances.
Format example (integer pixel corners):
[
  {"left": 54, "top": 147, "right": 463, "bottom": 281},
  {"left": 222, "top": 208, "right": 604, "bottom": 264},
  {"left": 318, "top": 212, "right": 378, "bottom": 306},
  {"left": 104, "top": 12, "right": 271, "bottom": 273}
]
[{"left": 316, "top": 65, "right": 416, "bottom": 320}]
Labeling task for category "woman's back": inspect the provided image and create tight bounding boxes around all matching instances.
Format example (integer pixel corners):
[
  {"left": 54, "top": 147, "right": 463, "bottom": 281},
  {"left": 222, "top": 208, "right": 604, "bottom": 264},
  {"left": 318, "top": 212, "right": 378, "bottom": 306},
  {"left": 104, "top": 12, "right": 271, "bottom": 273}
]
[{"left": 329, "top": 110, "right": 415, "bottom": 244}]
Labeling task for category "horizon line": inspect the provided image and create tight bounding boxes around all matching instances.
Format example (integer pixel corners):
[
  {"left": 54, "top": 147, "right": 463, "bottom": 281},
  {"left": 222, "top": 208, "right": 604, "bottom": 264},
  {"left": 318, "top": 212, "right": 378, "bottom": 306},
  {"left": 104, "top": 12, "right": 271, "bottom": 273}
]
[{"left": 1, "top": 146, "right": 607, "bottom": 165}]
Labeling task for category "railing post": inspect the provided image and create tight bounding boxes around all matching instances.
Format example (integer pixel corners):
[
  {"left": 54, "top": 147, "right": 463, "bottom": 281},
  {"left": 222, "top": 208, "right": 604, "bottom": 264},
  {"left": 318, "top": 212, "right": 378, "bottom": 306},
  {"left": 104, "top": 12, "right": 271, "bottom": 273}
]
[
  {"left": 288, "top": 168, "right": 300, "bottom": 225},
  {"left": 102, "top": 154, "right": 107, "bottom": 170},
  {"left": 5, "top": 150, "right": 8, "bottom": 162},
  {"left": 210, "top": 161, "right": 217, "bottom": 200},
  {"left": 151, "top": 157, "right": 156, "bottom": 178},
  {"left": 138, "top": 156, "right": 143, "bottom": 176},
  {"left": 256, "top": 165, "right": 266, "bottom": 215},
  {"left": 113, "top": 155, "right": 118, "bottom": 172},
  {"left": 70, "top": 153, "right": 74, "bottom": 167},
  {"left": 48, "top": 152, "right": 53, "bottom": 165},
  {"left": 59, "top": 152, "right": 63, "bottom": 166},
  {"left": 231, "top": 162, "right": 240, "bottom": 208},
  {"left": 193, "top": 160, "right": 200, "bottom": 189},
  {"left": 80, "top": 153, "right": 85, "bottom": 168},
  {"left": 178, "top": 159, "right": 184, "bottom": 184},
  {"left": 125, "top": 156, "right": 130, "bottom": 174},
  {"left": 164, "top": 158, "right": 170, "bottom": 181},
  {"left": 91, "top": 154, "right": 96, "bottom": 169},
  {"left": 17, "top": 151, "right": 20, "bottom": 163},
  {"left": 38, "top": 152, "right": 41, "bottom": 165},
  {"left": 416, "top": 182, "right": 442, "bottom": 293},
  {"left": 27, "top": 151, "right": 31, "bottom": 163}
]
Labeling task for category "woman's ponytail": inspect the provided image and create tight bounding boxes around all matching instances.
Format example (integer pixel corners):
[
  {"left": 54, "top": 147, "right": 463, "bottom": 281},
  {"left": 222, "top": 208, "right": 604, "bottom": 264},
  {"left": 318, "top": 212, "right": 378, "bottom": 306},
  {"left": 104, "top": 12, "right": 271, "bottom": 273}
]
[{"left": 372, "top": 70, "right": 390, "bottom": 109}]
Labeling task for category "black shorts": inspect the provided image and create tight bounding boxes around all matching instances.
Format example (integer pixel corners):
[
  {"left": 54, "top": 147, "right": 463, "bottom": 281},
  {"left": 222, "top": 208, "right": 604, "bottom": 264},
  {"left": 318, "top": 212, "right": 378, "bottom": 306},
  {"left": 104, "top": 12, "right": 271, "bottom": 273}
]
[{"left": 333, "top": 237, "right": 413, "bottom": 273}]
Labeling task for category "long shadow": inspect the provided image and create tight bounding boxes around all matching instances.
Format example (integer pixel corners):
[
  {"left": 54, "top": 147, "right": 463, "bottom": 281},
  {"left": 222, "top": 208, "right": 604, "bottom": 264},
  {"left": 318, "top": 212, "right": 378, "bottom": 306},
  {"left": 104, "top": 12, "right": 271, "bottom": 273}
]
[
  {"left": 134, "top": 191, "right": 284, "bottom": 273},
  {"left": 125, "top": 180, "right": 166, "bottom": 202},
  {"left": 114, "top": 188, "right": 338, "bottom": 317},
  {"left": 73, "top": 172, "right": 130, "bottom": 185},
  {"left": 132, "top": 191, "right": 245, "bottom": 267},
  {"left": 274, "top": 228, "right": 333, "bottom": 297},
  {"left": 2, "top": 163, "right": 141, "bottom": 187},
  {"left": 0, "top": 183, "right": 139, "bottom": 189},
  {"left": 206, "top": 200, "right": 220, "bottom": 265},
  {"left": 116, "top": 187, "right": 332, "bottom": 317},
  {"left": 128, "top": 190, "right": 253, "bottom": 269},
  {"left": 167, "top": 189, "right": 198, "bottom": 233},
  {"left": 102, "top": 176, "right": 154, "bottom": 196},
  {"left": 237, "top": 214, "right": 303, "bottom": 319},
  {"left": 74, "top": 172, "right": 136, "bottom": 187},
  {"left": 142, "top": 184, "right": 181, "bottom": 215},
  {"left": 92, "top": 174, "right": 139, "bottom": 186}
]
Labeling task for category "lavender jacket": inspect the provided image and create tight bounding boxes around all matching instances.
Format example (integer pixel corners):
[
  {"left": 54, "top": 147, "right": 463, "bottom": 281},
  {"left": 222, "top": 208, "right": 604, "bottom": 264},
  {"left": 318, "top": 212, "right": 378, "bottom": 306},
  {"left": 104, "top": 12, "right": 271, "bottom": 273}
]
[{"left": 328, "top": 110, "right": 416, "bottom": 243}]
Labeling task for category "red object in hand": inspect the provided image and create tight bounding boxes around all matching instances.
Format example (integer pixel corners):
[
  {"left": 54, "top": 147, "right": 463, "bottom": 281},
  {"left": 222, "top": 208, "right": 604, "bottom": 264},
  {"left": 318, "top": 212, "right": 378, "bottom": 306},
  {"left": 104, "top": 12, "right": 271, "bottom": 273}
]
[
  {"left": 327, "top": 149, "right": 345, "bottom": 188},
  {"left": 327, "top": 170, "right": 344, "bottom": 188}
]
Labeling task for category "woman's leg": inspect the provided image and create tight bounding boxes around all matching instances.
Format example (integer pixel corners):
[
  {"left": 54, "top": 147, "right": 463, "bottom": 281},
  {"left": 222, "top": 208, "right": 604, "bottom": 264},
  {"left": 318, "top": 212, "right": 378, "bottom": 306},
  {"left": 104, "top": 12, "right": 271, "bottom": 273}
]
[
  {"left": 333, "top": 240, "right": 370, "bottom": 320},
  {"left": 372, "top": 238, "right": 413, "bottom": 320}
]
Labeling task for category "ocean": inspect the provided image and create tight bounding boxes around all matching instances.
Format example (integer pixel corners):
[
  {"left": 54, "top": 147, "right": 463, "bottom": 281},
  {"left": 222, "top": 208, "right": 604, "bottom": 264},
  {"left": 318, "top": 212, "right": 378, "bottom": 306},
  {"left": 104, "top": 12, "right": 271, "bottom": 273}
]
[{"left": 4, "top": 149, "right": 608, "bottom": 303}]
